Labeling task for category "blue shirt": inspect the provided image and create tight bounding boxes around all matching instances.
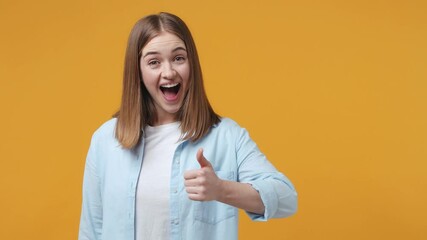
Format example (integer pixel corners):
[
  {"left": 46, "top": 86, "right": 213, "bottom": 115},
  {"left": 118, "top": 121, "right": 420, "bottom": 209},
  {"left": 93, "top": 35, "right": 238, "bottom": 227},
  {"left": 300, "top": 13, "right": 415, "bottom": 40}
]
[{"left": 79, "top": 118, "right": 297, "bottom": 240}]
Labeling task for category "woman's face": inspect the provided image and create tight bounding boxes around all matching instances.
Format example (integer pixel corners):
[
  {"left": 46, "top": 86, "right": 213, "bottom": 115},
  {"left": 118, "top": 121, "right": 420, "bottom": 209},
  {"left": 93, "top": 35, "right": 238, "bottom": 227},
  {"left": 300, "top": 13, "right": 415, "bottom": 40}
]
[{"left": 140, "top": 31, "right": 190, "bottom": 125}]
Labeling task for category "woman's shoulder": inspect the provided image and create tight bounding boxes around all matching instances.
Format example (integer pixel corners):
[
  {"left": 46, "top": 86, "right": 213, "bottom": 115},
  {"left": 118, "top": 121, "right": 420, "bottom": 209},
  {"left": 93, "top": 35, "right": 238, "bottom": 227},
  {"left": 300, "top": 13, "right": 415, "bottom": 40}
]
[
  {"left": 217, "top": 117, "right": 245, "bottom": 128},
  {"left": 91, "top": 118, "right": 118, "bottom": 141},
  {"left": 213, "top": 117, "right": 246, "bottom": 134}
]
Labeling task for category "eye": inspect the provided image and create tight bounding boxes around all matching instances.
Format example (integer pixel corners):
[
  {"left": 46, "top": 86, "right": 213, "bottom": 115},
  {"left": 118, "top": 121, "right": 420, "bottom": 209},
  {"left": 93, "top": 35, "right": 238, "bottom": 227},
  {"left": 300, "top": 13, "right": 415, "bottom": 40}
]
[
  {"left": 174, "top": 56, "right": 186, "bottom": 62},
  {"left": 148, "top": 60, "right": 160, "bottom": 67}
]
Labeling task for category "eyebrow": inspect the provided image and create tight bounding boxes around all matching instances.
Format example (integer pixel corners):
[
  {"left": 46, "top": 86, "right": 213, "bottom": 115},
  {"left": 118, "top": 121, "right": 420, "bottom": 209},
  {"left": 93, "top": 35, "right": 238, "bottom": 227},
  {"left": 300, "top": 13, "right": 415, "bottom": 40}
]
[{"left": 142, "top": 46, "right": 187, "bottom": 58}]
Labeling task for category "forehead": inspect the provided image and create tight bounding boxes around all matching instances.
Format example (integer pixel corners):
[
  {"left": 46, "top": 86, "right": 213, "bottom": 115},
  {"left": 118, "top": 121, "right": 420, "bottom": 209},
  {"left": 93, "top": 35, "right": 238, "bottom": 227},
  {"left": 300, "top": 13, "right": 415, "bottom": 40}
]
[{"left": 142, "top": 32, "right": 185, "bottom": 54}]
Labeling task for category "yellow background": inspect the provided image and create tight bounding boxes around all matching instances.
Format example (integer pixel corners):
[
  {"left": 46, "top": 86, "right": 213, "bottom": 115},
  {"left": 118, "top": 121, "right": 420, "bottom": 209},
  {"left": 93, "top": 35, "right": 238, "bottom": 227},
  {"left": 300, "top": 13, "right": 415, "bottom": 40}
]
[{"left": 1, "top": 0, "right": 426, "bottom": 239}]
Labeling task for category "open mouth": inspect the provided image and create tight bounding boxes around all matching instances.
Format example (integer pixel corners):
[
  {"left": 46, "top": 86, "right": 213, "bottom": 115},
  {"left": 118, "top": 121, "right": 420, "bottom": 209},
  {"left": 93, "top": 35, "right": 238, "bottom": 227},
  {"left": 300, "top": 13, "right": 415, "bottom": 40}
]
[{"left": 160, "top": 83, "right": 181, "bottom": 100}]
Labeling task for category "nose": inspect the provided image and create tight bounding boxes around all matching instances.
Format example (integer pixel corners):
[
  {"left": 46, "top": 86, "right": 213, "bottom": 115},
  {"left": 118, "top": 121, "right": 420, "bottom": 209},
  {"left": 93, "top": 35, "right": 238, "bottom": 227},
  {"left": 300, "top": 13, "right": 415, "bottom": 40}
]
[{"left": 161, "top": 62, "right": 177, "bottom": 80}]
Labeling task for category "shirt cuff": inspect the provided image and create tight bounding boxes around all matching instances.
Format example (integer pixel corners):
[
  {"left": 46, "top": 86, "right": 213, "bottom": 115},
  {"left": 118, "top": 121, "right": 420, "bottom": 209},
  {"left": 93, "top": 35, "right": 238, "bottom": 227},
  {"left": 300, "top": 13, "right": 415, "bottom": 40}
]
[{"left": 244, "top": 179, "right": 278, "bottom": 221}]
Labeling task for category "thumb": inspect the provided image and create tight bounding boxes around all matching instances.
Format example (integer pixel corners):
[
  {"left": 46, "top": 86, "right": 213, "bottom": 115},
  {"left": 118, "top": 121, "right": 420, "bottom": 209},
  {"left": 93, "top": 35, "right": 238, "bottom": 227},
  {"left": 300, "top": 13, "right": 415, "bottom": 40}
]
[{"left": 196, "top": 148, "right": 212, "bottom": 168}]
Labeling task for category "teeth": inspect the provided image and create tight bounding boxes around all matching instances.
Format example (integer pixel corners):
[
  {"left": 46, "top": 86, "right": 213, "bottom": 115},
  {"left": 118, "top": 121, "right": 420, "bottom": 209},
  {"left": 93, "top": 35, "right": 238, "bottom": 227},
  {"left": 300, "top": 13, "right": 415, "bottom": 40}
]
[{"left": 160, "top": 83, "right": 179, "bottom": 88}]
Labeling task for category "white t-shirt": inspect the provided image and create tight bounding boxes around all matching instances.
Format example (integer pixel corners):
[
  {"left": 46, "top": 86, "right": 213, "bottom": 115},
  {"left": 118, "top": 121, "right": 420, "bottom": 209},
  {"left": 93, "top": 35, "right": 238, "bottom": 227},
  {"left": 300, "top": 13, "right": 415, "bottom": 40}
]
[{"left": 136, "top": 122, "right": 182, "bottom": 240}]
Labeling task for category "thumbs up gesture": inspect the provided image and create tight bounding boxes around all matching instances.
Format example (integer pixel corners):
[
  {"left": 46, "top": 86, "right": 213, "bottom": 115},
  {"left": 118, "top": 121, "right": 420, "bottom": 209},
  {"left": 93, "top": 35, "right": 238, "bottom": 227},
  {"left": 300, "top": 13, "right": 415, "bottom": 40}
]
[{"left": 184, "top": 148, "right": 223, "bottom": 201}]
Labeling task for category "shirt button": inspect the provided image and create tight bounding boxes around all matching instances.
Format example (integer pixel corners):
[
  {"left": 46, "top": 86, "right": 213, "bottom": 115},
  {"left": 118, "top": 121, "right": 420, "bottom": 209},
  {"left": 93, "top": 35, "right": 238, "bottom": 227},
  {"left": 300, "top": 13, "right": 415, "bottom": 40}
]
[
  {"left": 174, "top": 189, "right": 178, "bottom": 194},
  {"left": 176, "top": 159, "right": 180, "bottom": 164}
]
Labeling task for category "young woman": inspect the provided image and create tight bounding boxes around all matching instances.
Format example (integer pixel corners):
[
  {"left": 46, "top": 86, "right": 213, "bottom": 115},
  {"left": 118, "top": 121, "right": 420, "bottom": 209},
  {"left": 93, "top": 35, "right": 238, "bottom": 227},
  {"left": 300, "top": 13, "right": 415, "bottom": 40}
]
[{"left": 79, "top": 12, "right": 297, "bottom": 240}]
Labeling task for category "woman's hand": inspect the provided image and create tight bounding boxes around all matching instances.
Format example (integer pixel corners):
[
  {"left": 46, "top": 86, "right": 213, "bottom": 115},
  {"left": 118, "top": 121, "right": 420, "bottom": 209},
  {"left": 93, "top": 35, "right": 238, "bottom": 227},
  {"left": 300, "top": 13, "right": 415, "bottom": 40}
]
[
  {"left": 183, "top": 148, "right": 265, "bottom": 215},
  {"left": 183, "top": 148, "right": 224, "bottom": 201}
]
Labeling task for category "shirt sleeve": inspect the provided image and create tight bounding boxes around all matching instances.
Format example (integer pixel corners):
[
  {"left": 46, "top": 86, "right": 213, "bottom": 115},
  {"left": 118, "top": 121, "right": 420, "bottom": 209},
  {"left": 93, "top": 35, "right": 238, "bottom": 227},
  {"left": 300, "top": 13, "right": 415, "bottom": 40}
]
[
  {"left": 235, "top": 126, "right": 297, "bottom": 221},
  {"left": 79, "top": 133, "right": 103, "bottom": 240}
]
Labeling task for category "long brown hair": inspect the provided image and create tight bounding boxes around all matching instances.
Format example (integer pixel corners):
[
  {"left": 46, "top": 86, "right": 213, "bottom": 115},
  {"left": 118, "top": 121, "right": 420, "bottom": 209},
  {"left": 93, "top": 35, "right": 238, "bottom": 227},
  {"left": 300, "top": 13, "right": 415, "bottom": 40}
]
[{"left": 114, "top": 12, "right": 220, "bottom": 149}]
